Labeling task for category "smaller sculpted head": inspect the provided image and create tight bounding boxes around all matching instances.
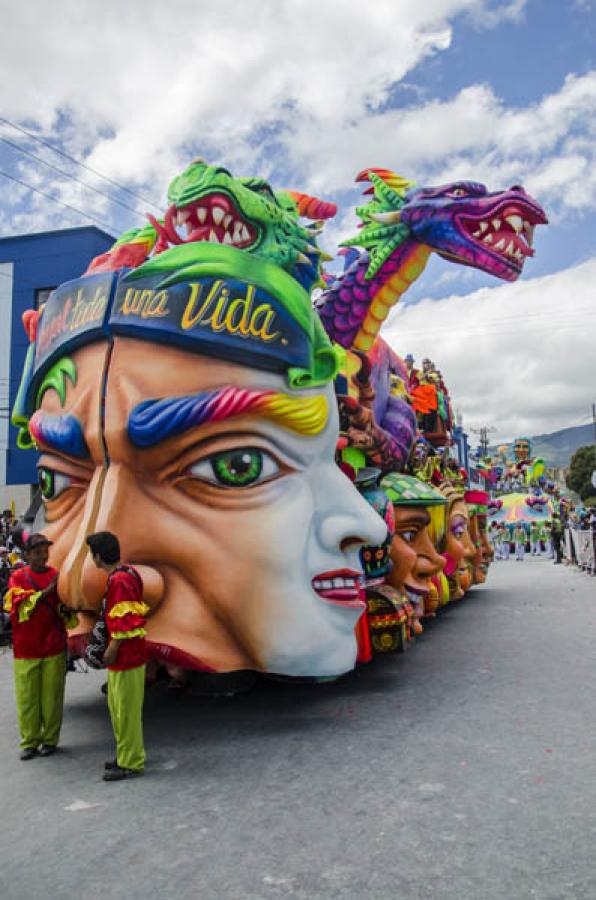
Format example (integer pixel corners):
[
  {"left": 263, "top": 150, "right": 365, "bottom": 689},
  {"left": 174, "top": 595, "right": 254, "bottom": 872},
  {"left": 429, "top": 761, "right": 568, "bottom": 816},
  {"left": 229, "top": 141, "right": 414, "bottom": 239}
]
[
  {"left": 465, "top": 490, "right": 490, "bottom": 584},
  {"left": 380, "top": 474, "right": 446, "bottom": 606},
  {"left": 355, "top": 468, "right": 394, "bottom": 583},
  {"left": 438, "top": 483, "right": 475, "bottom": 600},
  {"left": 513, "top": 436, "right": 531, "bottom": 463}
]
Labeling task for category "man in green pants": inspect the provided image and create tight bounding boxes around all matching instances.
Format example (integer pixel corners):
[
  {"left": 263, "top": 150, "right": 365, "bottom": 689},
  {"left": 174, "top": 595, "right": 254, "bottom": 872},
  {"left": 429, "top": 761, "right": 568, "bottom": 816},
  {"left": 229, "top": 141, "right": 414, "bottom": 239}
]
[
  {"left": 4, "top": 533, "right": 77, "bottom": 760},
  {"left": 86, "top": 531, "right": 148, "bottom": 782}
]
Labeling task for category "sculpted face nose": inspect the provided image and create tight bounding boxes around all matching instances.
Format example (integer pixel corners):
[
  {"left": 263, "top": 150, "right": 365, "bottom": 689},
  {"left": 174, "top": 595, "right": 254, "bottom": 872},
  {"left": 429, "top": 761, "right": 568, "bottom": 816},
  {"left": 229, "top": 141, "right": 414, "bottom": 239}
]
[
  {"left": 57, "top": 463, "right": 165, "bottom": 612},
  {"left": 415, "top": 529, "right": 445, "bottom": 579}
]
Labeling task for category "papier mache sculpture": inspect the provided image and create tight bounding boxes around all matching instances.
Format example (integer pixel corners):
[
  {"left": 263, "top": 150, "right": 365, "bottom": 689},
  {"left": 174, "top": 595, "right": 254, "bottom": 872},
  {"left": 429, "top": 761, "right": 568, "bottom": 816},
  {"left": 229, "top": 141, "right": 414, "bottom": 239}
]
[{"left": 12, "top": 158, "right": 547, "bottom": 681}]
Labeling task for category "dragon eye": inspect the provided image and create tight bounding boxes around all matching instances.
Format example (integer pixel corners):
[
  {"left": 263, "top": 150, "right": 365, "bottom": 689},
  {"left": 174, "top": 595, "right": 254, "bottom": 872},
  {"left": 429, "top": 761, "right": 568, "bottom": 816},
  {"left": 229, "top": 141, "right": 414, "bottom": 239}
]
[
  {"left": 188, "top": 448, "right": 280, "bottom": 488},
  {"left": 450, "top": 187, "right": 468, "bottom": 197},
  {"left": 37, "top": 466, "right": 74, "bottom": 501}
]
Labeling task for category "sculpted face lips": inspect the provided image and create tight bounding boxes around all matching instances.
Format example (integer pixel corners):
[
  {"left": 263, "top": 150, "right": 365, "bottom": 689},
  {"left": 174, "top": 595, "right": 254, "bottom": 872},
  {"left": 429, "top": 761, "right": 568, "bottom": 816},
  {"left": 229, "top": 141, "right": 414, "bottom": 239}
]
[{"left": 311, "top": 569, "right": 365, "bottom": 609}]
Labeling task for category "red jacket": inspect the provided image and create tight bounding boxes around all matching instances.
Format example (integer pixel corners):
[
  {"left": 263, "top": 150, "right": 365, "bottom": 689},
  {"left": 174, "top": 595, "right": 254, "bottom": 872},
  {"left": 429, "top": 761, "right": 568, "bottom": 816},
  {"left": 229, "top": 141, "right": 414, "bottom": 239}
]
[
  {"left": 105, "top": 566, "right": 148, "bottom": 671},
  {"left": 5, "top": 565, "right": 66, "bottom": 659}
]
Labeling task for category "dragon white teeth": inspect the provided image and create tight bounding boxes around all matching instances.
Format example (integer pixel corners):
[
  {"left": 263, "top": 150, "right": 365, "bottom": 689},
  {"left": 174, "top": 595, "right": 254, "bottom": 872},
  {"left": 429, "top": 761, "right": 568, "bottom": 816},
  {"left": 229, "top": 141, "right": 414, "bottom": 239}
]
[
  {"left": 240, "top": 224, "right": 250, "bottom": 242},
  {"left": 506, "top": 240, "right": 515, "bottom": 255},
  {"left": 233, "top": 221, "right": 243, "bottom": 237},
  {"left": 212, "top": 206, "right": 225, "bottom": 225},
  {"left": 483, "top": 234, "right": 494, "bottom": 244},
  {"left": 223, "top": 231, "right": 233, "bottom": 245},
  {"left": 492, "top": 218, "right": 501, "bottom": 231},
  {"left": 196, "top": 207, "right": 207, "bottom": 224},
  {"left": 223, "top": 213, "right": 233, "bottom": 228},
  {"left": 208, "top": 229, "right": 219, "bottom": 243},
  {"left": 494, "top": 238, "right": 506, "bottom": 251},
  {"left": 506, "top": 214, "right": 523, "bottom": 233},
  {"left": 479, "top": 221, "right": 489, "bottom": 232}
]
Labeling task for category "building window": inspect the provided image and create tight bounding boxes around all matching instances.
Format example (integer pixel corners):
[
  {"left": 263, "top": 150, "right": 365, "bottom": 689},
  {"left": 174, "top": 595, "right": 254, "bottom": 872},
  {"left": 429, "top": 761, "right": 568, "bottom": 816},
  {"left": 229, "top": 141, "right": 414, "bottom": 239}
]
[{"left": 34, "top": 287, "right": 56, "bottom": 309}]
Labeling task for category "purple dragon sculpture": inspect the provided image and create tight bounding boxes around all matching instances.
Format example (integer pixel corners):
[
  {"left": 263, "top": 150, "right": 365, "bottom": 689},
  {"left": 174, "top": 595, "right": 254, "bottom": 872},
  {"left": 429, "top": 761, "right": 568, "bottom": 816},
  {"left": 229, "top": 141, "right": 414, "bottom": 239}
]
[{"left": 316, "top": 168, "right": 548, "bottom": 471}]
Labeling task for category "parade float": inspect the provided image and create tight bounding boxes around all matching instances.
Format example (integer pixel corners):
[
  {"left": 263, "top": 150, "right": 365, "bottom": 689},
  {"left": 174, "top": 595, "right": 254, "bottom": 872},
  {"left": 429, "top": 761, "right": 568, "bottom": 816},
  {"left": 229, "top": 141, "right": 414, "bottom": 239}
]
[{"left": 10, "top": 159, "right": 547, "bottom": 685}]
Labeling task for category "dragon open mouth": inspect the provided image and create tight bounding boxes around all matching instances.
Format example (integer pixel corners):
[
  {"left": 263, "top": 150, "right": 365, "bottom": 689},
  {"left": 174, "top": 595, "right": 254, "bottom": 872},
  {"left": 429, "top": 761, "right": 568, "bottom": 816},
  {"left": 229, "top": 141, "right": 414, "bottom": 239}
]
[
  {"left": 456, "top": 199, "right": 546, "bottom": 273},
  {"left": 149, "top": 192, "right": 259, "bottom": 250}
]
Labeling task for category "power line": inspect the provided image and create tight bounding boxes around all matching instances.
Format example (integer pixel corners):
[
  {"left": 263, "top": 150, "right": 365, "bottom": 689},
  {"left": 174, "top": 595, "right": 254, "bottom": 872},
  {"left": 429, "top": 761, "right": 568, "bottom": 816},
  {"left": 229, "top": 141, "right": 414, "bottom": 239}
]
[
  {"left": 0, "top": 136, "right": 146, "bottom": 219},
  {"left": 392, "top": 315, "right": 596, "bottom": 342},
  {"left": 0, "top": 168, "right": 117, "bottom": 234},
  {"left": 0, "top": 116, "right": 162, "bottom": 213}
]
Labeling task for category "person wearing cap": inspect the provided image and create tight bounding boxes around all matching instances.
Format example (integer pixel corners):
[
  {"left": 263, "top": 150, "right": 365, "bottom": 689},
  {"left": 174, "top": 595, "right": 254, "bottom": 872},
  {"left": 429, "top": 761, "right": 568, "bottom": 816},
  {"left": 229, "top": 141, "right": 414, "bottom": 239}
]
[{"left": 3, "top": 533, "right": 77, "bottom": 760}]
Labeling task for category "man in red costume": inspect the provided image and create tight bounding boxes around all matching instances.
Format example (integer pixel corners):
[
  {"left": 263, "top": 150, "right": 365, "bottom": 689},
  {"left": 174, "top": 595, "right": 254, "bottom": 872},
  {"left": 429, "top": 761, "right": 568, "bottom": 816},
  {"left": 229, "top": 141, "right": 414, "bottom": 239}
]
[
  {"left": 86, "top": 531, "right": 147, "bottom": 782},
  {"left": 4, "top": 533, "right": 76, "bottom": 760}
]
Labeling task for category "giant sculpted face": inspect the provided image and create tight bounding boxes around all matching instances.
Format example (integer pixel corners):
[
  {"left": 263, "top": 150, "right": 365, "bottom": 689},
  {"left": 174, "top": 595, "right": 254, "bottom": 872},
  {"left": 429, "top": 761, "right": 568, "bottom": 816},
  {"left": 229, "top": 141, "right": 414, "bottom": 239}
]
[{"left": 15, "top": 245, "right": 386, "bottom": 678}]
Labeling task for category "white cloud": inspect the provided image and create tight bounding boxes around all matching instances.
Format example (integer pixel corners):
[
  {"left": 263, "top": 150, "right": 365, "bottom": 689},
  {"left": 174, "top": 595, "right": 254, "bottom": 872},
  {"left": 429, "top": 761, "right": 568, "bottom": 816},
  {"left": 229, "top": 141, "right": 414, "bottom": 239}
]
[
  {"left": 466, "top": 0, "right": 528, "bottom": 28},
  {"left": 0, "top": 1, "right": 594, "bottom": 247},
  {"left": 290, "top": 71, "right": 596, "bottom": 218},
  {"left": 383, "top": 258, "right": 596, "bottom": 443}
]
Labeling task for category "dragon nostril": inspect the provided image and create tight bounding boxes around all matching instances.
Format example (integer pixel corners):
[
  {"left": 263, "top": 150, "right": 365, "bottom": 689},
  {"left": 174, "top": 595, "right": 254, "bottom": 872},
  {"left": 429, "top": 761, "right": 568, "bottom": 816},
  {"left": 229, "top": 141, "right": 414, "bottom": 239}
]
[{"left": 510, "top": 184, "right": 526, "bottom": 193}]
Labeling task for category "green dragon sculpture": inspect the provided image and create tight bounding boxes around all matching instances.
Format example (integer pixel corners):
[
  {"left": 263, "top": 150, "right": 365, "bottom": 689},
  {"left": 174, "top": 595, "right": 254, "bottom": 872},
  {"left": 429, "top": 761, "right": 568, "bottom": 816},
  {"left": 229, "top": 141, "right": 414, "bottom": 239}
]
[{"left": 86, "top": 159, "right": 337, "bottom": 293}]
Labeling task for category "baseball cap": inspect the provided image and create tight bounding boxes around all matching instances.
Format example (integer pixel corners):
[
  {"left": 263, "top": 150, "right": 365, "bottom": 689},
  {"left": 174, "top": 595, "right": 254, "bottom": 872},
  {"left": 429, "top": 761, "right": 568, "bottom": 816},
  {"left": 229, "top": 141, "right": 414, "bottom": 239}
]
[{"left": 24, "top": 533, "right": 53, "bottom": 551}]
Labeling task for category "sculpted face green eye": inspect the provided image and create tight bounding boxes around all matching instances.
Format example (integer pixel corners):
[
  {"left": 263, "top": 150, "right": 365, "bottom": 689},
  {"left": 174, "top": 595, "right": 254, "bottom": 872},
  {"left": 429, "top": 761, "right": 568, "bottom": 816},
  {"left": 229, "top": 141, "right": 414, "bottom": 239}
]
[
  {"left": 37, "top": 465, "right": 73, "bottom": 501},
  {"left": 188, "top": 448, "right": 281, "bottom": 488}
]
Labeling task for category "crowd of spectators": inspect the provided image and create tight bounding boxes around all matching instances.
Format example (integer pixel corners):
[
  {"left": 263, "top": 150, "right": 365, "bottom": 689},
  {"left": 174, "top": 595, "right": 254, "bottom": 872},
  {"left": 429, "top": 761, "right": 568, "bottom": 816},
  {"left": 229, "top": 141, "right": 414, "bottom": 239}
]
[{"left": 0, "top": 510, "right": 25, "bottom": 644}]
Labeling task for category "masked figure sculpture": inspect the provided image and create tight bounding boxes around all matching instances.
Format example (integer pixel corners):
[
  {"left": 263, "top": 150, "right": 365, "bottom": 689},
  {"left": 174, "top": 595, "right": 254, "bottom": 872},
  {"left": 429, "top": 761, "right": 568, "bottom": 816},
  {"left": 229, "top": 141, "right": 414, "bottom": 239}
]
[
  {"left": 11, "top": 162, "right": 387, "bottom": 680},
  {"left": 464, "top": 490, "right": 491, "bottom": 585},
  {"left": 438, "top": 483, "right": 476, "bottom": 601},
  {"left": 380, "top": 474, "right": 446, "bottom": 632},
  {"left": 353, "top": 468, "right": 407, "bottom": 657}
]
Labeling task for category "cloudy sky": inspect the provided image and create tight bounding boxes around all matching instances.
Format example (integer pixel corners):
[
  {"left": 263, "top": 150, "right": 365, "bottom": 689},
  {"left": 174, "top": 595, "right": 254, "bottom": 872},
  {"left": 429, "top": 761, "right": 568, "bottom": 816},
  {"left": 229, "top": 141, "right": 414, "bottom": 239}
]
[{"left": 1, "top": 0, "right": 595, "bottom": 444}]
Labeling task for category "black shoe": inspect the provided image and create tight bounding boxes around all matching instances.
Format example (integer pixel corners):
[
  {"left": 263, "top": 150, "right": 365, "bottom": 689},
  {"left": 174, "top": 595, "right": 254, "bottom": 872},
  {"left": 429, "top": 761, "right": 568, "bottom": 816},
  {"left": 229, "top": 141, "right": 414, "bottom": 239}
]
[
  {"left": 20, "top": 747, "right": 38, "bottom": 761},
  {"left": 102, "top": 765, "right": 144, "bottom": 782},
  {"left": 104, "top": 759, "right": 118, "bottom": 770},
  {"left": 38, "top": 744, "right": 57, "bottom": 757}
]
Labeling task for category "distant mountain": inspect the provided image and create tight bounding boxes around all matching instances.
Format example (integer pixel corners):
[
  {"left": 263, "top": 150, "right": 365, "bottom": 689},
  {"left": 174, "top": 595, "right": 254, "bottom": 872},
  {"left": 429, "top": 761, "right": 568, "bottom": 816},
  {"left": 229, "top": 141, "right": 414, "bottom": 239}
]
[
  {"left": 530, "top": 424, "right": 593, "bottom": 468},
  {"left": 491, "top": 424, "right": 593, "bottom": 468}
]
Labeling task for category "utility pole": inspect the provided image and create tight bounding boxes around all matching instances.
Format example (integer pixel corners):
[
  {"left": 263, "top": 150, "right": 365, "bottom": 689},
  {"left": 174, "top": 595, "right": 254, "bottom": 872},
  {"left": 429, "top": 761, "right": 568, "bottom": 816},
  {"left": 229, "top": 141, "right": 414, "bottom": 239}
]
[{"left": 470, "top": 424, "right": 497, "bottom": 457}]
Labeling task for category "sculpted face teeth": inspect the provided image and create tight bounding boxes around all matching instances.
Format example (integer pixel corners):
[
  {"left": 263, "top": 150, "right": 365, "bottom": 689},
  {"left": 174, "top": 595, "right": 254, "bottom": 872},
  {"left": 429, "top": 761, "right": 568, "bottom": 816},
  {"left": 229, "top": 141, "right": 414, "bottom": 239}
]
[{"left": 312, "top": 576, "right": 359, "bottom": 590}]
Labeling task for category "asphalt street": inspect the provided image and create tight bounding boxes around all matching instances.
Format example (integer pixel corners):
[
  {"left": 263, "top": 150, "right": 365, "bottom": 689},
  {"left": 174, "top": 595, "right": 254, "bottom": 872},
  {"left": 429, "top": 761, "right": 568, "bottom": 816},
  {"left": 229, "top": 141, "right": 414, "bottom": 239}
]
[{"left": 1, "top": 556, "right": 595, "bottom": 900}]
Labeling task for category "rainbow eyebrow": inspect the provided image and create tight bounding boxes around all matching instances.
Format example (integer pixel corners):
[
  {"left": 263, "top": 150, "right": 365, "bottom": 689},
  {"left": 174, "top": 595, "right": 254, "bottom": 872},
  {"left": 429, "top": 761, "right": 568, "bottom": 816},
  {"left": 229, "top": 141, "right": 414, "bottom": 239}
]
[
  {"left": 29, "top": 410, "right": 89, "bottom": 459},
  {"left": 127, "top": 387, "right": 328, "bottom": 448}
]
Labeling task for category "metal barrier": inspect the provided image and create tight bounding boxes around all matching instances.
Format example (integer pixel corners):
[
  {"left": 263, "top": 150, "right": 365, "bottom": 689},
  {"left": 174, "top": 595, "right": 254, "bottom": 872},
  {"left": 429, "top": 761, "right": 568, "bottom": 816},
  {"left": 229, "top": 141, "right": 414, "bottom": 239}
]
[{"left": 565, "top": 528, "right": 596, "bottom": 575}]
